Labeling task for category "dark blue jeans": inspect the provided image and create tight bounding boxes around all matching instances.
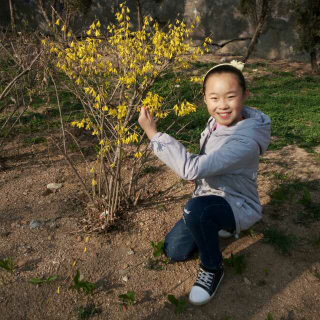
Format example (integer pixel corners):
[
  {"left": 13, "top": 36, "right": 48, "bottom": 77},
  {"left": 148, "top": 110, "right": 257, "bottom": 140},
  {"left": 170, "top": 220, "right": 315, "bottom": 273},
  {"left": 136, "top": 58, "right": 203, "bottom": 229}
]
[{"left": 164, "top": 195, "right": 236, "bottom": 270}]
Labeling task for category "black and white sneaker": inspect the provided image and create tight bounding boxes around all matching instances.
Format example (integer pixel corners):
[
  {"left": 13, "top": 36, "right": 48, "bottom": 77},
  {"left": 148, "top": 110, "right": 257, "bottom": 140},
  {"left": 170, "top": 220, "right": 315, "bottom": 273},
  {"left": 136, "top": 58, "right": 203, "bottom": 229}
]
[{"left": 188, "top": 264, "right": 224, "bottom": 306}]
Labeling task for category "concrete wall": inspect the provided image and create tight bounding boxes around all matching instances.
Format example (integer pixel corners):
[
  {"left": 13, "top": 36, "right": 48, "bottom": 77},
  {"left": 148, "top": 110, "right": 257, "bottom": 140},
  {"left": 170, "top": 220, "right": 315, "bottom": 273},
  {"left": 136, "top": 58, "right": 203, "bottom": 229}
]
[{"left": 0, "top": 0, "right": 308, "bottom": 61}]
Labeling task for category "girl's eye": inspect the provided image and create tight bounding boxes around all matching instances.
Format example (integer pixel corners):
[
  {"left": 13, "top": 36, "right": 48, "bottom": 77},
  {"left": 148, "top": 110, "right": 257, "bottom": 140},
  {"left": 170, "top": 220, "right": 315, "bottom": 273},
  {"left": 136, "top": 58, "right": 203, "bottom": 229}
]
[{"left": 228, "top": 96, "right": 235, "bottom": 99}]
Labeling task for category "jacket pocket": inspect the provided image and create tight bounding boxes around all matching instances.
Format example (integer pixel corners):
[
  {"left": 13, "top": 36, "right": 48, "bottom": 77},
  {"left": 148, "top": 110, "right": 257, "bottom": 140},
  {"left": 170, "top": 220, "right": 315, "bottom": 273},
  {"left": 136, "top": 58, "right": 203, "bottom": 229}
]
[{"left": 234, "top": 197, "right": 245, "bottom": 208}]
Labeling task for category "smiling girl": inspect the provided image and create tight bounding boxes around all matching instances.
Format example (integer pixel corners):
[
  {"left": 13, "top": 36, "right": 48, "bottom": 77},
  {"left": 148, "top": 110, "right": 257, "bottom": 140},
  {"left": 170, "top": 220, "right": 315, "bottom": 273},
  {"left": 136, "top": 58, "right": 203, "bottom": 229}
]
[{"left": 138, "top": 62, "right": 271, "bottom": 306}]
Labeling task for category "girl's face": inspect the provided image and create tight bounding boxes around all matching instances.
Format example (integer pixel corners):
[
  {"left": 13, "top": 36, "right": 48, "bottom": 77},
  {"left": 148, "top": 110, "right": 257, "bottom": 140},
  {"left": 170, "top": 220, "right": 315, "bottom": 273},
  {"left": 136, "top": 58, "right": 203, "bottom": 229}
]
[{"left": 204, "top": 73, "right": 248, "bottom": 126}]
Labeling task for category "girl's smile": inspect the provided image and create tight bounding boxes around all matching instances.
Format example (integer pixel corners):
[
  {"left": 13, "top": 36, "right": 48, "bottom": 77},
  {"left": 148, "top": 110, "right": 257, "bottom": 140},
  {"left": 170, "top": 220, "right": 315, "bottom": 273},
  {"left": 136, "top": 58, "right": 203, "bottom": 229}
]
[{"left": 204, "top": 73, "right": 249, "bottom": 126}]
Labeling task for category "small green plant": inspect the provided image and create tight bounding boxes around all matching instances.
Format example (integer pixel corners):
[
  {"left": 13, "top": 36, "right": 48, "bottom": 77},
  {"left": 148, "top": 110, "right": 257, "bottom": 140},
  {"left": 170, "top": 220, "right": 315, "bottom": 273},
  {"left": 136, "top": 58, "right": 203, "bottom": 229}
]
[
  {"left": 243, "top": 226, "right": 255, "bottom": 237},
  {"left": 151, "top": 240, "right": 165, "bottom": 257},
  {"left": 312, "top": 233, "right": 320, "bottom": 247},
  {"left": 148, "top": 241, "right": 170, "bottom": 268},
  {"left": 266, "top": 312, "right": 273, "bottom": 320},
  {"left": 29, "top": 275, "right": 57, "bottom": 285},
  {"left": 167, "top": 294, "right": 188, "bottom": 314},
  {"left": 299, "top": 187, "right": 311, "bottom": 206},
  {"left": 70, "top": 270, "right": 96, "bottom": 295},
  {"left": 142, "top": 165, "right": 161, "bottom": 175},
  {"left": 0, "top": 257, "right": 14, "bottom": 273},
  {"left": 263, "top": 227, "right": 298, "bottom": 255},
  {"left": 118, "top": 290, "right": 136, "bottom": 306},
  {"left": 75, "top": 303, "right": 101, "bottom": 319},
  {"left": 223, "top": 252, "right": 247, "bottom": 274},
  {"left": 145, "top": 258, "right": 164, "bottom": 271},
  {"left": 314, "top": 269, "right": 320, "bottom": 280}
]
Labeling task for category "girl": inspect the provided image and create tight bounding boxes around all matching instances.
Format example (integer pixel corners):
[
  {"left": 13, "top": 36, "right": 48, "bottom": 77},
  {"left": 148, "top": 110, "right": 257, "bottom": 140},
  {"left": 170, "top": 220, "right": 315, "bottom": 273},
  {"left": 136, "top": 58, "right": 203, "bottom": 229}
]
[{"left": 138, "top": 62, "right": 271, "bottom": 306}]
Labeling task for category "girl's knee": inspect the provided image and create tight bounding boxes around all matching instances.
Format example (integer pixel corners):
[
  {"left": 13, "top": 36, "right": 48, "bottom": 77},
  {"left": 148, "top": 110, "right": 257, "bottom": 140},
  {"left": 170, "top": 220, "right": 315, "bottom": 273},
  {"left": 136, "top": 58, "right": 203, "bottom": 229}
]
[{"left": 164, "top": 239, "right": 187, "bottom": 262}]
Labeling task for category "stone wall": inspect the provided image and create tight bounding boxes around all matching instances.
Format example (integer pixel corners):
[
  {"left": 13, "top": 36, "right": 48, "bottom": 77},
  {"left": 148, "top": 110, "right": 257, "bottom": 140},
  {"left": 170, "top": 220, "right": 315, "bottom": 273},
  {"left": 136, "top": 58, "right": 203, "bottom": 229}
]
[{"left": 0, "top": 0, "right": 308, "bottom": 61}]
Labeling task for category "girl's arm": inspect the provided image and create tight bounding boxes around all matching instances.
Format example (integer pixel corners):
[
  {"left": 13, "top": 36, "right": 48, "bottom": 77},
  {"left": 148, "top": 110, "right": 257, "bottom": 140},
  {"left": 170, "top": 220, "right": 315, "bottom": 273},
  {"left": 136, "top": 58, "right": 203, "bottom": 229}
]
[{"left": 138, "top": 107, "right": 259, "bottom": 180}]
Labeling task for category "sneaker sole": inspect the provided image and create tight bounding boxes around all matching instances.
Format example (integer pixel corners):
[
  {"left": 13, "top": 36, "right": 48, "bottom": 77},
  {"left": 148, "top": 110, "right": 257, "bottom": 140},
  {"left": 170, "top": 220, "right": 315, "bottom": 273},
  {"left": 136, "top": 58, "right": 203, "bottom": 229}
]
[{"left": 188, "top": 271, "right": 224, "bottom": 306}]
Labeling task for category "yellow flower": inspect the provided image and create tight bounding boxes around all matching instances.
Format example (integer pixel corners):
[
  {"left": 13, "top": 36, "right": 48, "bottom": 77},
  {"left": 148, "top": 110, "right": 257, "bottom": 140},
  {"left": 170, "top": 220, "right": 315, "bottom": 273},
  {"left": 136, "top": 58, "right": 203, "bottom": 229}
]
[
  {"left": 134, "top": 152, "right": 142, "bottom": 158},
  {"left": 92, "top": 179, "right": 97, "bottom": 186},
  {"left": 55, "top": 19, "right": 60, "bottom": 26},
  {"left": 90, "top": 168, "right": 95, "bottom": 173}
]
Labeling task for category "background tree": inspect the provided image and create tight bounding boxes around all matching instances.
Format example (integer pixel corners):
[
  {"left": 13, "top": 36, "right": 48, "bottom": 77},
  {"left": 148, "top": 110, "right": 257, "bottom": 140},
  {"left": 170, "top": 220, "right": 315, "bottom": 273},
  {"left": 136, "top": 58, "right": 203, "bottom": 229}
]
[
  {"left": 293, "top": 0, "right": 320, "bottom": 73},
  {"left": 239, "top": 0, "right": 280, "bottom": 63},
  {"left": 9, "top": 0, "right": 17, "bottom": 34},
  {"left": 37, "top": 0, "right": 92, "bottom": 41}
]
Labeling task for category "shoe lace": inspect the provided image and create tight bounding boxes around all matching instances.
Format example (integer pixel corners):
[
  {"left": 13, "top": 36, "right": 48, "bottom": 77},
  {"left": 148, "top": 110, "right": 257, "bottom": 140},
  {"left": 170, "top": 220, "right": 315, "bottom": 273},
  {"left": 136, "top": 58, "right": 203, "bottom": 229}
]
[{"left": 195, "top": 268, "right": 214, "bottom": 290}]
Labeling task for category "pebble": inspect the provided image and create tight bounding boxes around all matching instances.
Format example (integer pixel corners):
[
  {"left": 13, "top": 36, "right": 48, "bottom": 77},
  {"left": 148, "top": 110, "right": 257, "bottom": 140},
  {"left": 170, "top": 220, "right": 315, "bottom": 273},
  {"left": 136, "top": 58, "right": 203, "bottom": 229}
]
[
  {"left": 22, "top": 191, "right": 28, "bottom": 196},
  {"left": 47, "top": 183, "right": 63, "bottom": 190},
  {"left": 122, "top": 275, "right": 128, "bottom": 282},
  {"left": 127, "top": 250, "right": 134, "bottom": 255},
  {"left": 17, "top": 258, "right": 28, "bottom": 268},
  {"left": 41, "top": 189, "right": 52, "bottom": 197},
  {"left": 243, "top": 277, "right": 252, "bottom": 285},
  {"left": 306, "top": 273, "right": 319, "bottom": 282},
  {"left": 48, "top": 236, "right": 53, "bottom": 241},
  {"left": 122, "top": 263, "right": 128, "bottom": 269},
  {"left": 29, "top": 220, "right": 41, "bottom": 229}
]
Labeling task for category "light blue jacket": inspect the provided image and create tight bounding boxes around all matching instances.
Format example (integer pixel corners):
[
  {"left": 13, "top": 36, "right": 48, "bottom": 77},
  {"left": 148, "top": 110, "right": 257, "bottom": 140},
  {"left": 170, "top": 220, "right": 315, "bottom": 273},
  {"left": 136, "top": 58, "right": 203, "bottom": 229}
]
[{"left": 150, "top": 106, "right": 271, "bottom": 234}]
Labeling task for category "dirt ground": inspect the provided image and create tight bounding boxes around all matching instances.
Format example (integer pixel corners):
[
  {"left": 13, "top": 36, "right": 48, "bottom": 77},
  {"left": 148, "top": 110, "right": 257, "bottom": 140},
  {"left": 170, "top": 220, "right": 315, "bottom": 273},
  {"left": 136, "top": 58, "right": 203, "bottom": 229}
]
[{"left": 0, "top": 57, "right": 320, "bottom": 320}]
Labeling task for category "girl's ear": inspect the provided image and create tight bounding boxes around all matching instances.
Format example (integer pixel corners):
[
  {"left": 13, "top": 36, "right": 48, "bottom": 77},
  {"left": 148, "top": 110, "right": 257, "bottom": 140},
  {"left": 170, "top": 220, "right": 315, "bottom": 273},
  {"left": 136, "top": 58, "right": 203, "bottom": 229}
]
[{"left": 203, "top": 93, "right": 207, "bottom": 104}]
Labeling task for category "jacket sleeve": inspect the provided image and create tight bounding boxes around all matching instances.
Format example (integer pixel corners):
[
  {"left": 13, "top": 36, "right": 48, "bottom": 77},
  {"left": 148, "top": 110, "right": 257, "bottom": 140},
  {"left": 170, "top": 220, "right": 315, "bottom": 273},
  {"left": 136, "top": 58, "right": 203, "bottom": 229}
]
[{"left": 150, "top": 132, "right": 259, "bottom": 180}]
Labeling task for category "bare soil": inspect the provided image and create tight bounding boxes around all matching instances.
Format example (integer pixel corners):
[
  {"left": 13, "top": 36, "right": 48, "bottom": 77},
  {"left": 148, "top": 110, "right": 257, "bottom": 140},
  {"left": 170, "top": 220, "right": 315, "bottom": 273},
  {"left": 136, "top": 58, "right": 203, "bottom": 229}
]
[{"left": 0, "top": 57, "right": 320, "bottom": 320}]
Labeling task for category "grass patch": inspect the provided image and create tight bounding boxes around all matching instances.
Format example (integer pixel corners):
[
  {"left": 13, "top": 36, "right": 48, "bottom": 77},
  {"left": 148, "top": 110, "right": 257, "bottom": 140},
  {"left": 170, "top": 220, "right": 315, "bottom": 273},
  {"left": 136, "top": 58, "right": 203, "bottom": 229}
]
[
  {"left": 263, "top": 227, "right": 298, "bottom": 255},
  {"left": 247, "top": 72, "right": 320, "bottom": 152}
]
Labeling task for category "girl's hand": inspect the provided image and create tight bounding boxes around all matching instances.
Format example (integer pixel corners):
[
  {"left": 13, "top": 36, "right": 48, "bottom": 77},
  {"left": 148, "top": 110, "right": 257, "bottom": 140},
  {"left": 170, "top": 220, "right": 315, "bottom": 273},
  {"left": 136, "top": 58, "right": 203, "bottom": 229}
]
[{"left": 138, "top": 107, "right": 158, "bottom": 140}]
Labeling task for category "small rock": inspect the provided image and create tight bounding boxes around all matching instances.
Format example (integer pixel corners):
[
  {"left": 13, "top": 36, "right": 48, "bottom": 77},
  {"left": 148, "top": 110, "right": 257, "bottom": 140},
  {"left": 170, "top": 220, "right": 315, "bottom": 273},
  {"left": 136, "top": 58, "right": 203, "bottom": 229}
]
[
  {"left": 126, "top": 241, "right": 131, "bottom": 246},
  {"left": 47, "top": 183, "right": 63, "bottom": 190},
  {"left": 306, "top": 273, "right": 319, "bottom": 282},
  {"left": 122, "top": 263, "right": 128, "bottom": 269},
  {"left": 0, "top": 231, "right": 10, "bottom": 238},
  {"left": 122, "top": 275, "right": 128, "bottom": 282},
  {"left": 17, "top": 258, "right": 28, "bottom": 268},
  {"left": 127, "top": 250, "right": 134, "bottom": 255},
  {"left": 48, "top": 236, "right": 53, "bottom": 241},
  {"left": 41, "top": 189, "right": 52, "bottom": 197},
  {"left": 11, "top": 222, "right": 16, "bottom": 228},
  {"left": 22, "top": 191, "right": 28, "bottom": 196},
  {"left": 220, "top": 57, "right": 227, "bottom": 62},
  {"left": 243, "top": 277, "right": 251, "bottom": 285},
  {"left": 21, "top": 220, "right": 28, "bottom": 225},
  {"left": 29, "top": 220, "right": 41, "bottom": 229}
]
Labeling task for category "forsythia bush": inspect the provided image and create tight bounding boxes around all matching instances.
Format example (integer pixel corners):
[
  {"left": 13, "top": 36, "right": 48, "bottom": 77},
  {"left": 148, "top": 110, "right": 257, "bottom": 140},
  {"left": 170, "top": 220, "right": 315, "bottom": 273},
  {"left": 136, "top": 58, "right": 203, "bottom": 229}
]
[{"left": 43, "top": 4, "right": 211, "bottom": 228}]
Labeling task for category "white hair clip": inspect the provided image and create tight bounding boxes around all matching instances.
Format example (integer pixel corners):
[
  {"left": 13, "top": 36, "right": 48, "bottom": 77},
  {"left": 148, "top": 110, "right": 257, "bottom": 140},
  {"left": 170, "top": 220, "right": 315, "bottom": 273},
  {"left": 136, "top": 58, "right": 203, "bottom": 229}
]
[
  {"left": 204, "top": 60, "right": 245, "bottom": 80},
  {"left": 230, "top": 60, "right": 245, "bottom": 71}
]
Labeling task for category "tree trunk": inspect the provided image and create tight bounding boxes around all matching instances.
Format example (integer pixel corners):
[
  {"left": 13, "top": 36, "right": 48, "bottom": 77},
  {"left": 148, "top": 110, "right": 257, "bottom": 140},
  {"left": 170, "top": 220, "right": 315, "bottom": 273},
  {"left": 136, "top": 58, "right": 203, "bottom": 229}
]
[
  {"left": 9, "top": 0, "right": 16, "bottom": 35},
  {"left": 310, "top": 50, "right": 319, "bottom": 73},
  {"left": 135, "top": 0, "right": 143, "bottom": 31},
  {"left": 242, "top": 19, "right": 265, "bottom": 63}
]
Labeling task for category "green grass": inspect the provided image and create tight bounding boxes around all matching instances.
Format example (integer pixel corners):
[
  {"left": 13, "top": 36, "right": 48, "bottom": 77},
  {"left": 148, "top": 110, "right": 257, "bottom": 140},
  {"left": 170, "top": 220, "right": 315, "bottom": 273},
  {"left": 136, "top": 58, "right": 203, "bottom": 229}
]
[
  {"left": 263, "top": 227, "right": 298, "bottom": 255},
  {"left": 247, "top": 72, "right": 320, "bottom": 152}
]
